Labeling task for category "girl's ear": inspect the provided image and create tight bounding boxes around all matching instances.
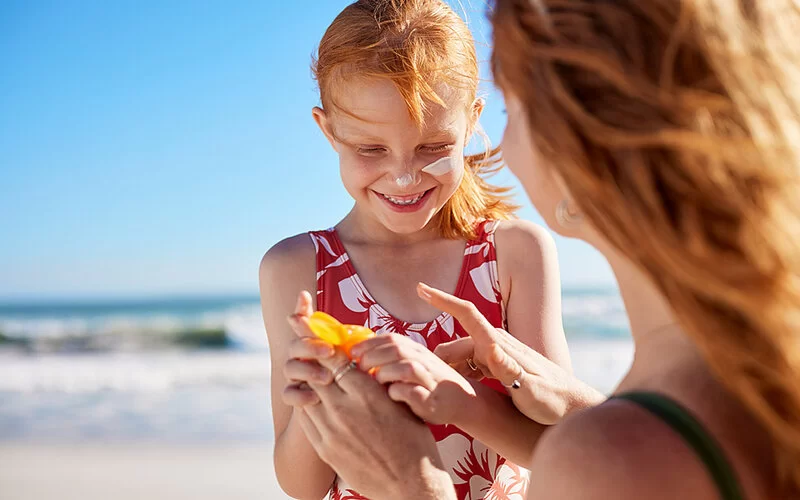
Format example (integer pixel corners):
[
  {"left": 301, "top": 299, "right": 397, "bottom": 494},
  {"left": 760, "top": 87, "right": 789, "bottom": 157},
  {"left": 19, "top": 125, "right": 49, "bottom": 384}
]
[
  {"left": 466, "top": 98, "right": 485, "bottom": 138},
  {"left": 472, "top": 97, "right": 486, "bottom": 122},
  {"left": 312, "top": 106, "right": 339, "bottom": 152}
]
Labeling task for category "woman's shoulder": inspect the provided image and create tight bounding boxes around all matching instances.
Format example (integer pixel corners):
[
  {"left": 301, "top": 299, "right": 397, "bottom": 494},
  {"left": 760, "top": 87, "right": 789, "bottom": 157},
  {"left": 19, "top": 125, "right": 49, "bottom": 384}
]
[{"left": 527, "top": 398, "right": 724, "bottom": 499}]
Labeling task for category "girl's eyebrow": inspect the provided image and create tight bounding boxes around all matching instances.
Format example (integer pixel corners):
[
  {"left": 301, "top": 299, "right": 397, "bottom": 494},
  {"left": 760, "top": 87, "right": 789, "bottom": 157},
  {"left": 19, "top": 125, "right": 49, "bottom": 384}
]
[
  {"left": 330, "top": 126, "right": 385, "bottom": 146},
  {"left": 333, "top": 125, "right": 387, "bottom": 144},
  {"left": 337, "top": 135, "right": 387, "bottom": 147}
]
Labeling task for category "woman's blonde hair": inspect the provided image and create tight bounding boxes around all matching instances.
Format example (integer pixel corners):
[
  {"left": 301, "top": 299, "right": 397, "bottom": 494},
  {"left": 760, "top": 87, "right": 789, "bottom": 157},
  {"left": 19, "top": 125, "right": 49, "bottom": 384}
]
[
  {"left": 313, "top": 0, "right": 517, "bottom": 239},
  {"left": 491, "top": 0, "right": 800, "bottom": 492}
]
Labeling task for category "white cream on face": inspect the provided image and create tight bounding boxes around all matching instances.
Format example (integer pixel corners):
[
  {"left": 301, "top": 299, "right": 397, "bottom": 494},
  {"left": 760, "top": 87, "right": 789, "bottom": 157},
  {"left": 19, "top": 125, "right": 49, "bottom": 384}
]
[
  {"left": 421, "top": 156, "right": 456, "bottom": 176},
  {"left": 394, "top": 172, "right": 416, "bottom": 188}
]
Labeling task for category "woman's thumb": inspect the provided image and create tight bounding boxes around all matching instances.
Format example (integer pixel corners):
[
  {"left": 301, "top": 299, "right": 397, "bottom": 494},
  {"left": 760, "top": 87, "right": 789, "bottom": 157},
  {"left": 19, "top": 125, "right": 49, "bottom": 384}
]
[
  {"left": 487, "top": 343, "right": 522, "bottom": 386},
  {"left": 433, "top": 337, "right": 473, "bottom": 363}
]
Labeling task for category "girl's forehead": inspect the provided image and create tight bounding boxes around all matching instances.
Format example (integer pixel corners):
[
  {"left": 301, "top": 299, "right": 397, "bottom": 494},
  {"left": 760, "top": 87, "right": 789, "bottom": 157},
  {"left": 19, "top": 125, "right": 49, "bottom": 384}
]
[{"left": 328, "top": 77, "right": 471, "bottom": 134}]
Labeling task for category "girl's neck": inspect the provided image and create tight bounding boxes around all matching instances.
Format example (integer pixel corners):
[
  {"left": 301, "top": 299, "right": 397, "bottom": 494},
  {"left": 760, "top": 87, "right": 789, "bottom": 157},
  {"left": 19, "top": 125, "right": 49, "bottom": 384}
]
[{"left": 338, "top": 205, "right": 444, "bottom": 247}]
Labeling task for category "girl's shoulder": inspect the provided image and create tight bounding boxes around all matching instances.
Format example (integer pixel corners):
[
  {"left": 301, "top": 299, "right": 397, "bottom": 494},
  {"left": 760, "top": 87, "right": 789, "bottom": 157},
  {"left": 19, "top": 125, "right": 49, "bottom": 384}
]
[
  {"left": 489, "top": 219, "right": 558, "bottom": 280},
  {"left": 259, "top": 232, "right": 317, "bottom": 303},
  {"left": 490, "top": 219, "right": 556, "bottom": 257}
]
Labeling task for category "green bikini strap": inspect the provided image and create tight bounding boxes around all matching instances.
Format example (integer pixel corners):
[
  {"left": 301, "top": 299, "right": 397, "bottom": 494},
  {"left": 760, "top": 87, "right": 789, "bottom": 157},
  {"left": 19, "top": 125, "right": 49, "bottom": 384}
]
[{"left": 613, "top": 391, "right": 744, "bottom": 500}]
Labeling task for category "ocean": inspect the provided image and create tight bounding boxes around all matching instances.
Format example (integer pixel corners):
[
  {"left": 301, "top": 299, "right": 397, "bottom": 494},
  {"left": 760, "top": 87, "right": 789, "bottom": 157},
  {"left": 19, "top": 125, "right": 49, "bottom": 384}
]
[{"left": 0, "top": 290, "right": 633, "bottom": 444}]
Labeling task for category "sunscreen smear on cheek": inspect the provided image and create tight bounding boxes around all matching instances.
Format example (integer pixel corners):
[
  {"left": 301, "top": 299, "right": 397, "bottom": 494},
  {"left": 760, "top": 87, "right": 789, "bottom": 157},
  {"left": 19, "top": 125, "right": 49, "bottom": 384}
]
[{"left": 421, "top": 157, "right": 457, "bottom": 176}]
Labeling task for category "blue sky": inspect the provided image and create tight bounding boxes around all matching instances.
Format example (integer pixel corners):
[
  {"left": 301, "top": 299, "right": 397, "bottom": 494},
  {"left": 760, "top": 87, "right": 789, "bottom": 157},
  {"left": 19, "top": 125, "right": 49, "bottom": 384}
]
[{"left": 0, "top": 0, "right": 614, "bottom": 300}]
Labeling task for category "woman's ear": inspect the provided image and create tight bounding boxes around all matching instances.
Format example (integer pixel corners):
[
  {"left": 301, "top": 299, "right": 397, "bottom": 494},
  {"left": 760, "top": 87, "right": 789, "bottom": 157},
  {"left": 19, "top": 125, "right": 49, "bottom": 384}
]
[{"left": 312, "top": 106, "right": 338, "bottom": 152}]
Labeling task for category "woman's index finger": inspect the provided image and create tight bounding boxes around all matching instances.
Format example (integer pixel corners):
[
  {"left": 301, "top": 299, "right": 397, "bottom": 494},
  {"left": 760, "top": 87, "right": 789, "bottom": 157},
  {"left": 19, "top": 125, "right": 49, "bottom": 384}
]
[{"left": 417, "top": 283, "right": 498, "bottom": 346}]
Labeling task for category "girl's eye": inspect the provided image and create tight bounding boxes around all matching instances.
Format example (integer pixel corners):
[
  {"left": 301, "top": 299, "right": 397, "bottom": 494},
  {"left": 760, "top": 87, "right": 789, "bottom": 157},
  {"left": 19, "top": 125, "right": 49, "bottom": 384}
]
[
  {"left": 357, "top": 147, "right": 387, "bottom": 155},
  {"left": 422, "top": 144, "right": 454, "bottom": 153}
]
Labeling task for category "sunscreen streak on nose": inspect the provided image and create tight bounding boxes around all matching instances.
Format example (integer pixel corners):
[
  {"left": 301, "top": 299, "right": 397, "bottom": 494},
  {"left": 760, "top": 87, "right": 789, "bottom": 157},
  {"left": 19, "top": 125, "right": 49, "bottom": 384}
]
[
  {"left": 421, "top": 157, "right": 456, "bottom": 176},
  {"left": 395, "top": 172, "right": 415, "bottom": 188}
]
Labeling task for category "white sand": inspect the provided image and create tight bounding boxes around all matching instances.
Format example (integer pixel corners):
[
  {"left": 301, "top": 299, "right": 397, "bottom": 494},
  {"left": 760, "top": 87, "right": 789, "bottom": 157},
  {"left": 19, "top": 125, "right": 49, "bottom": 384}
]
[{"left": 0, "top": 443, "right": 291, "bottom": 500}]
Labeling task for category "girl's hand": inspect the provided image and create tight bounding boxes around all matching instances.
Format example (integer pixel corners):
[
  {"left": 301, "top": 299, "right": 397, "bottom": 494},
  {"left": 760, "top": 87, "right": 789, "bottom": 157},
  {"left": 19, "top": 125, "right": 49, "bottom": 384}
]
[
  {"left": 350, "top": 333, "right": 478, "bottom": 426},
  {"left": 280, "top": 293, "right": 337, "bottom": 408},
  {"left": 284, "top": 291, "right": 456, "bottom": 500},
  {"left": 419, "top": 283, "right": 606, "bottom": 425}
]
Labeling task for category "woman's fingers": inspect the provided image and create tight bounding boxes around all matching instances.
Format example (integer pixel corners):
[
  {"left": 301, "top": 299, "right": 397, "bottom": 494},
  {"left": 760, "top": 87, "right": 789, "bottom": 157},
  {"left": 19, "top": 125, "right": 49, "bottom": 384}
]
[
  {"left": 417, "top": 283, "right": 496, "bottom": 346},
  {"left": 449, "top": 360, "right": 483, "bottom": 379},
  {"left": 433, "top": 337, "right": 474, "bottom": 364},
  {"left": 487, "top": 343, "right": 526, "bottom": 388}
]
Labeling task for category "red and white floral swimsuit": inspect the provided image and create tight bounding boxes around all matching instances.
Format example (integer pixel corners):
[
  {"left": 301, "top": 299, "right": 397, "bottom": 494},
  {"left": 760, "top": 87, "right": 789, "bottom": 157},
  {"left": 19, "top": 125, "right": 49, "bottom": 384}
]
[{"left": 309, "top": 220, "right": 530, "bottom": 500}]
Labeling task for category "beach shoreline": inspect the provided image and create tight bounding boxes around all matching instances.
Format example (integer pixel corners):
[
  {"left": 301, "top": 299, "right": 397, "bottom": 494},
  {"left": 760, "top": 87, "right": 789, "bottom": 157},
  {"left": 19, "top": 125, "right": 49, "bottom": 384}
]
[{"left": 0, "top": 442, "right": 291, "bottom": 500}]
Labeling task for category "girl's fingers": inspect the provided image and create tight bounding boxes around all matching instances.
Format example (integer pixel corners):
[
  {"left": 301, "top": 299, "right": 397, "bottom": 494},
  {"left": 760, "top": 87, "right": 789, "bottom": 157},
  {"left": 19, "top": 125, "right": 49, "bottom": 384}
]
[
  {"left": 295, "top": 291, "right": 314, "bottom": 317},
  {"left": 374, "top": 360, "right": 436, "bottom": 389},
  {"left": 387, "top": 382, "right": 431, "bottom": 419},
  {"left": 287, "top": 337, "right": 335, "bottom": 360},
  {"left": 348, "top": 335, "right": 394, "bottom": 359},
  {"left": 283, "top": 382, "right": 321, "bottom": 407},
  {"left": 296, "top": 407, "right": 323, "bottom": 446},
  {"left": 356, "top": 342, "right": 405, "bottom": 371},
  {"left": 284, "top": 358, "right": 333, "bottom": 385}
]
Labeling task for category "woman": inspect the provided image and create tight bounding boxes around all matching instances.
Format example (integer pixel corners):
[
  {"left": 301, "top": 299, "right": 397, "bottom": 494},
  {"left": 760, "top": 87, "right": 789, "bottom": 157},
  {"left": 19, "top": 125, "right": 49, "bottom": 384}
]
[{"left": 284, "top": 0, "right": 800, "bottom": 498}]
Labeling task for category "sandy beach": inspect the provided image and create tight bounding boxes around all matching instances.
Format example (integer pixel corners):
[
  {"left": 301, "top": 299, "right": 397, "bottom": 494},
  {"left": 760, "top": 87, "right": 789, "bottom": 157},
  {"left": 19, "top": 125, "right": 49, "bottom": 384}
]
[{"left": 0, "top": 443, "right": 290, "bottom": 500}]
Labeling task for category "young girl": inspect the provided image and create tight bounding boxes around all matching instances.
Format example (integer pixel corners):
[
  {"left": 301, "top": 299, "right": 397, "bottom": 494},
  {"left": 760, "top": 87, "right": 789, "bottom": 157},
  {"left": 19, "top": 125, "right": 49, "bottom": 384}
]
[{"left": 259, "top": 1, "right": 571, "bottom": 498}]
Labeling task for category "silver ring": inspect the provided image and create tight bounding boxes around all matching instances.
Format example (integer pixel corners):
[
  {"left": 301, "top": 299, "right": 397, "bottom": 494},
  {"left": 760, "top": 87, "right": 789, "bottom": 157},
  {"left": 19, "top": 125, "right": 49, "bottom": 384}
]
[
  {"left": 332, "top": 360, "right": 358, "bottom": 384},
  {"left": 466, "top": 357, "right": 479, "bottom": 372},
  {"left": 502, "top": 379, "right": 521, "bottom": 390}
]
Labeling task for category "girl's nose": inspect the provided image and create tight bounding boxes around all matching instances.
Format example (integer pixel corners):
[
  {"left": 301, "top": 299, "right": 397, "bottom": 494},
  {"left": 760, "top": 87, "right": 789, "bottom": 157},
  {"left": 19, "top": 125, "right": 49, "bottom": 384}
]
[{"left": 388, "top": 160, "right": 421, "bottom": 189}]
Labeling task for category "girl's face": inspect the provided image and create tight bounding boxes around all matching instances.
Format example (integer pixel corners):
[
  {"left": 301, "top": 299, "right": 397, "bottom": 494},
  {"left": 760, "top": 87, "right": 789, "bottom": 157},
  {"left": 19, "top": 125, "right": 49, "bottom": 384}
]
[{"left": 314, "top": 77, "right": 477, "bottom": 235}]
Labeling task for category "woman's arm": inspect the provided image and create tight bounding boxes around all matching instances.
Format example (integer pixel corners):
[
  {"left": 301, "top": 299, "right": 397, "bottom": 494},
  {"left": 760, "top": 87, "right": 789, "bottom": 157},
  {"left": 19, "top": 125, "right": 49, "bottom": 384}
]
[
  {"left": 421, "top": 221, "right": 584, "bottom": 463},
  {"left": 351, "top": 222, "right": 587, "bottom": 464},
  {"left": 430, "top": 221, "right": 605, "bottom": 426},
  {"left": 259, "top": 235, "right": 335, "bottom": 500},
  {"left": 352, "top": 332, "right": 547, "bottom": 465}
]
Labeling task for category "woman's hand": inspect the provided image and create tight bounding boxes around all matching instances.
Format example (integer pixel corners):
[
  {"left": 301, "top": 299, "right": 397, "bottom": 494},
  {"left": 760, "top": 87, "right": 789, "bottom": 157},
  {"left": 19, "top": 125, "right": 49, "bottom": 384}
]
[
  {"left": 349, "top": 333, "right": 478, "bottom": 426},
  {"left": 418, "top": 282, "right": 606, "bottom": 425},
  {"left": 283, "top": 291, "right": 456, "bottom": 500}
]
